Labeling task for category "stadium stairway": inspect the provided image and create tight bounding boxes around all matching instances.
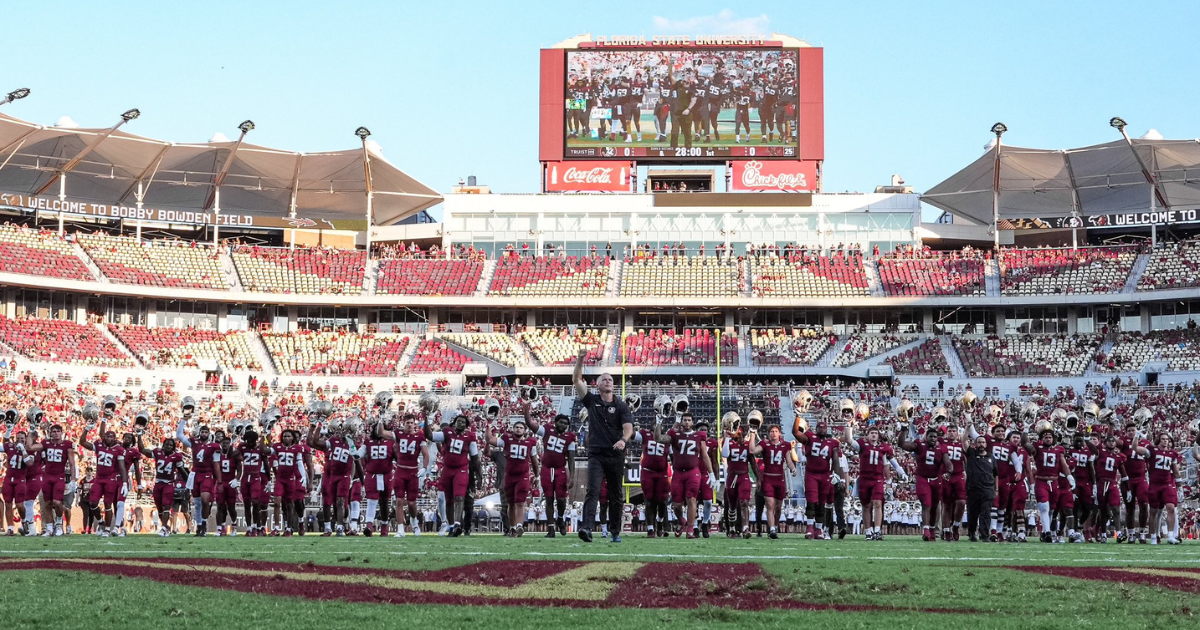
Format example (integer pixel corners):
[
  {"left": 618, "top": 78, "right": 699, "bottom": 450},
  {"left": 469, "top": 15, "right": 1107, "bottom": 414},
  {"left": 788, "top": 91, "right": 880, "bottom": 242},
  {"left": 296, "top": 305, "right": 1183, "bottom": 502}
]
[
  {"left": 475, "top": 260, "right": 497, "bottom": 297},
  {"left": 1122, "top": 252, "right": 1150, "bottom": 294},
  {"left": 938, "top": 334, "right": 968, "bottom": 379},
  {"left": 984, "top": 258, "right": 1001, "bottom": 297},
  {"left": 864, "top": 260, "right": 886, "bottom": 297},
  {"left": 70, "top": 240, "right": 106, "bottom": 282},
  {"left": 854, "top": 336, "right": 928, "bottom": 369},
  {"left": 364, "top": 258, "right": 381, "bottom": 295},
  {"left": 1083, "top": 337, "right": 1115, "bottom": 377},
  {"left": 249, "top": 332, "right": 278, "bottom": 376},
  {"left": 738, "top": 332, "right": 753, "bottom": 367},
  {"left": 220, "top": 249, "right": 244, "bottom": 291},
  {"left": 814, "top": 335, "right": 842, "bottom": 367},
  {"left": 397, "top": 333, "right": 422, "bottom": 372},
  {"left": 434, "top": 334, "right": 520, "bottom": 374},
  {"left": 607, "top": 259, "right": 623, "bottom": 297},
  {"left": 99, "top": 324, "right": 142, "bottom": 367}
]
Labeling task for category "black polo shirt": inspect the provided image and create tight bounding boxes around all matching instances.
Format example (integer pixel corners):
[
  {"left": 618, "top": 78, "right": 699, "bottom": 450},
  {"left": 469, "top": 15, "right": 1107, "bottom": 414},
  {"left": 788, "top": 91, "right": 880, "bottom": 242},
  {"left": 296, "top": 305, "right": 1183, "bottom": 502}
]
[{"left": 579, "top": 392, "right": 633, "bottom": 457}]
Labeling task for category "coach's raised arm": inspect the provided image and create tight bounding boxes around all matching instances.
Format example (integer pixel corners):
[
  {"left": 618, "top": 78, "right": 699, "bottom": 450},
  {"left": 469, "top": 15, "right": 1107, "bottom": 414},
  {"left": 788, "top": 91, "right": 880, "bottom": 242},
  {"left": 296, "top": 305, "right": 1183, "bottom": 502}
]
[{"left": 574, "top": 348, "right": 633, "bottom": 543}]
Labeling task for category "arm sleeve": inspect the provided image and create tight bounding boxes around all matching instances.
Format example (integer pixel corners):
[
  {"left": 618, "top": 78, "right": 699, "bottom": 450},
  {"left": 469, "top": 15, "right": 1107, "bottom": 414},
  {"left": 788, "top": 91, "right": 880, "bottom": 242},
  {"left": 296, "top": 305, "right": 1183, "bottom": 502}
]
[
  {"left": 848, "top": 438, "right": 861, "bottom": 454},
  {"left": 567, "top": 442, "right": 576, "bottom": 452},
  {"left": 352, "top": 445, "right": 366, "bottom": 458},
  {"left": 889, "top": 458, "right": 906, "bottom": 476},
  {"left": 495, "top": 438, "right": 506, "bottom": 449},
  {"left": 722, "top": 442, "right": 731, "bottom": 458},
  {"left": 431, "top": 431, "right": 445, "bottom": 443},
  {"left": 469, "top": 442, "right": 479, "bottom": 457},
  {"left": 536, "top": 426, "right": 546, "bottom": 438},
  {"left": 175, "top": 418, "right": 191, "bottom": 449},
  {"left": 967, "top": 425, "right": 980, "bottom": 441}
]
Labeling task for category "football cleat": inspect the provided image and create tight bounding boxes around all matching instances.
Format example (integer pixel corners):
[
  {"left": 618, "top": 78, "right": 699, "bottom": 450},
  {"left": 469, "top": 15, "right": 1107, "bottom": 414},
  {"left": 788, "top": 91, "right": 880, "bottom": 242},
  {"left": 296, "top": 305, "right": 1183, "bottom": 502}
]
[
  {"left": 55, "top": 524, "right": 64, "bottom": 537},
  {"left": 768, "top": 528, "right": 778, "bottom": 540},
  {"left": 742, "top": 527, "right": 751, "bottom": 540},
  {"left": 380, "top": 524, "right": 389, "bottom": 537},
  {"left": 839, "top": 528, "right": 847, "bottom": 540},
  {"left": 578, "top": 529, "right": 593, "bottom": 543},
  {"left": 363, "top": 524, "right": 374, "bottom": 538}
]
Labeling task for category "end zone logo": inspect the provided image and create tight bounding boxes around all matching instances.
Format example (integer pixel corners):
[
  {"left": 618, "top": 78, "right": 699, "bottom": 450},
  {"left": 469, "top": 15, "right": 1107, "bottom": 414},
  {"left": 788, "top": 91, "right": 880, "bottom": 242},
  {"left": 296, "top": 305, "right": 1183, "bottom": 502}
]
[
  {"left": 731, "top": 160, "right": 817, "bottom": 192},
  {"left": 546, "top": 161, "right": 630, "bottom": 192}
]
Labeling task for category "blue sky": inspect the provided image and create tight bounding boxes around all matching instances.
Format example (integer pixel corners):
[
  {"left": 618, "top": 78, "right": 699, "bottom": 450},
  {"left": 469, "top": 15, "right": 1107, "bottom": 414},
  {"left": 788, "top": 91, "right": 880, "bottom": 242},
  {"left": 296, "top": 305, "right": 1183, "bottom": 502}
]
[{"left": 5, "top": 1, "right": 1199, "bottom": 219}]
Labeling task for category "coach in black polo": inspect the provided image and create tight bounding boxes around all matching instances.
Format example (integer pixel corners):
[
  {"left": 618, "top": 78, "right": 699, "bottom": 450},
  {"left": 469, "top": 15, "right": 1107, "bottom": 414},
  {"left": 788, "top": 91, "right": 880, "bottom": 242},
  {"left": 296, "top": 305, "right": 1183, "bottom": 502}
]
[{"left": 573, "top": 349, "right": 634, "bottom": 543}]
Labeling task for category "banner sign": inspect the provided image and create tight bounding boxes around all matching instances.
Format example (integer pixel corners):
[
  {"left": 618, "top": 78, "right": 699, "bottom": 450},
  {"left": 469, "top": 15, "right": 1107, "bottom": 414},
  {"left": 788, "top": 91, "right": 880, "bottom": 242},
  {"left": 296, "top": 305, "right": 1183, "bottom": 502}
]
[
  {"left": 1001, "top": 209, "right": 1200, "bottom": 230},
  {"left": 545, "top": 161, "right": 631, "bottom": 192},
  {"left": 729, "top": 160, "right": 817, "bottom": 192},
  {"left": 0, "top": 192, "right": 337, "bottom": 230}
]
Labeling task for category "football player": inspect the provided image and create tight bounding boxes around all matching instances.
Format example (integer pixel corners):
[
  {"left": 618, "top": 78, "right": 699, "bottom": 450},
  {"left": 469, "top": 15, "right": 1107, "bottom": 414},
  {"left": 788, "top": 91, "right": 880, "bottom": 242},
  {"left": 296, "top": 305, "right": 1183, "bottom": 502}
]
[
  {"left": 900, "top": 425, "right": 944, "bottom": 542},
  {"left": 1093, "top": 435, "right": 1127, "bottom": 542},
  {"left": 939, "top": 425, "right": 967, "bottom": 541},
  {"left": 524, "top": 406, "right": 576, "bottom": 538},
  {"left": 846, "top": 422, "right": 907, "bottom": 541},
  {"left": 794, "top": 413, "right": 844, "bottom": 540},
  {"left": 137, "top": 433, "right": 185, "bottom": 537},
  {"left": 654, "top": 411, "right": 717, "bottom": 539},
  {"left": 1067, "top": 434, "right": 1097, "bottom": 542},
  {"left": 1117, "top": 423, "right": 1152, "bottom": 543},
  {"left": 694, "top": 418, "right": 719, "bottom": 537},
  {"left": 634, "top": 413, "right": 670, "bottom": 538},
  {"left": 1029, "top": 429, "right": 1075, "bottom": 543},
  {"left": 175, "top": 416, "right": 223, "bottom": 536},
  {"left": 424, "top": 414, "right": 481, "bottom": 537},
  {"left": 78, "top": 421, "right": 126, "bottom": 538},
  {"left": 233, "top": 429, "right": 271, "bottom": 537},
  {"left": 271, "top": 429, "right": 307, "bottom": 536},
  {"left": 309, "top": 419, "right": 356, "bottom": 536},
  {"left": 213, "top": 431, "right": 241, "bottom": 536},
  {"left": 487, "top": 418, "right": 540, "bottom": 537},
  {"left": 747, "top": 424, "right": 797, "bottom": 539},
  {"left": 25, "top": 423, "right": 77, "bottom": 537},
  {"left": 1135, "top": 433, "right": 1183, "bottom": 544},
  {"left": 1, "top": 427, "right": 33, "bottom": 535}
]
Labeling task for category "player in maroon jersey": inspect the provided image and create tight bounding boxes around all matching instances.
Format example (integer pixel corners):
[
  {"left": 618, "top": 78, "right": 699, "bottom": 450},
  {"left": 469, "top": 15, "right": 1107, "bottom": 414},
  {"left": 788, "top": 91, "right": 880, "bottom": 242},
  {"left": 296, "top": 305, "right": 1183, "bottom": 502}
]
[
  {"left": 355, "top": 418, "right": 397, "bottom": 537},
  {"left": 175, "top": 417, "right": 223, "bottom": 536},
  {"left": 213, "top": 431, "right": 241, "bottom": 536},
  {"left": 271, "top": 429, "right": 307, "bottom": 536},
  {"left": 1134, "top": 433, "right": 1184, "bottom": 544},
  {"left": 386, "top": 415, "right": 432, "bottom": 536},
  {"left": 309, "top": 419, "right": 356, "bottom": 536},
  {"left": 1066, "top": 434, "right": 1097, "bottom": 542},
  {"left": 138, "top": 433, "right": 185, "bottom": 537},
  {"left": 634, "top": 415, "right": 671, "bottom": 538},
  {"left": 1117, "top": 423, "right": 1152, "bottom": 543},
  {"left": 425, "top": 414, "right": 481, "bottom": 537},
  {"left": 1029, "top": 429, "right": 1075, "bottom": 543},
  {"left": 938, "top": 425, "right": 968, "bottom": 541},
  {"left": 118, "top": 432, "right": 143, "bottom": 537},
  {"left": 846, "top": 422, "right": 907, "bottom": 541},
  {"left": 1006, "top": 430, "right": 1033, "bottom": 541},
  {"left": 795, "top": 416, "right": 844, "bottom": 541},
  {"left": 1, "top": 427, "right": 33, "bottom": 536},
  {"left": 523, "top": 405, "right": 577, "bottom": 538},
  {"left": 487, "top": 418, "right": 541, "bottom": 537},
  {"left": 721, "top": 416, "right": 754, "bottom": 539},
  {"left": 900, "top": 425, "right": 944, "bottom": 541},
  {"left": 654, "top": 411, "right": 717, "bottom": 539},
  {"left": 694, "top": 419, "right": 720, "bottom": 538},
  {"left": 970, "top": 423, "right": 1012, "bottom": 540},
  {"left": 234, "top": 429, "right": 271, "bottom": 536},
  {"left": 78, "top": 422, "right": 127, "bottom": 538},
  {"left": 1093, "top": 435, "right": 1127, "bottom": 542},
  {"left": 747, "top": 424, "right": 797, "bottom": 539}
]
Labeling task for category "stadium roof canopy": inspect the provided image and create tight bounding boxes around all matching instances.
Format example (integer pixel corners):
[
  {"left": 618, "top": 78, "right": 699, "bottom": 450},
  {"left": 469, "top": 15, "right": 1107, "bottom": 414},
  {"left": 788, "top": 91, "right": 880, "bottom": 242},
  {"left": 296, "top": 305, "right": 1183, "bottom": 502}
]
[
  {"left": 921, "top": 137, "right": 1200, "bottom": 225},
  {"left": 0, "top": 112, "right": 441, "bottom": 226}
]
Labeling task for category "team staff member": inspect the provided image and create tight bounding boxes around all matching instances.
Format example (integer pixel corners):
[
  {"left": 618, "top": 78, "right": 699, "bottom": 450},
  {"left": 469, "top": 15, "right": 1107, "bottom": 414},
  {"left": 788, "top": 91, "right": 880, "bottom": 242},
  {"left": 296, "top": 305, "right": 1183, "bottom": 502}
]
[
  {"left": 963, "top": 434, "right": 998, "bottom": 542},
  {"left": 573, "top": 349, "right": 634, "bottom": 543},
  {"left": 669, "top": 76, "right": 697, "bottom": 150}
]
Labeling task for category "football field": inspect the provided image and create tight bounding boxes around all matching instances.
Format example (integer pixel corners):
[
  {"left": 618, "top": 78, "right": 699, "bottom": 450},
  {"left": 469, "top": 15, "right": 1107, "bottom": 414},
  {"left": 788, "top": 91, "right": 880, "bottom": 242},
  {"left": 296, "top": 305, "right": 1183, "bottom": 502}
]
[{"left": 0, "top": 535, "right": 1195, "bottom": 629}]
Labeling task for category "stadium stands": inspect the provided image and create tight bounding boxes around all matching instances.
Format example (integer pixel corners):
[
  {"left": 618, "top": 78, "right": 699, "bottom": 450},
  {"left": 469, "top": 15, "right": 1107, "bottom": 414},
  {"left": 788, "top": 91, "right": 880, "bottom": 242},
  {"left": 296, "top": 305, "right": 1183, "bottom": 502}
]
[
  {"left": 1095, "top": 328, "right": 1200, "bottom": 372},
  {"left": 408, "top": 339, "right": 470, "bottom": 373},
  {"left": 0, "top": 316, "right": 134, "bottom": 367},
  {"left": 110, "top": 324, "right": 262, "bottom": 370},
  {"left": 952, "top": 334, "right": 1100, "bottom": 377},
  {"left": 376, "top": 258, "right": 483, "bottom": 295},
  {"left": 1138, "top": 241, "right": 1200, "bottom": 291},
  {"left": 749, "top": 328, "right": 834, "bottom": 366},
  {"left": 0, "top": 225, "right": 94, "bottom": 281},
  {"left": 232, "top": 246, "right": 366, "bottom": 294},
  {"left": 884, "top": 337, "right": 951, "bottom": 374},
  {"left": 619, "top": 328, "right": 737, "bottom": 365},
  {"left": 262, "top": 331, "right": 409, "bottom": 375},
  {"left": 79, "top": 233, "right": 228, "bottom": 290},
  {"left": 439, "top": 332, "right": 527, "bottom": 367},
  {"left": 1000, "top": 246, "right": 1136, "bottom": 295},
  {"left": 488, "top": 254, "right": 609, "bottom": 297},
  {"left": 621, "top": 255, "right": 739, "bottom": 297},
  {"left": 518, "top": 327, "right": 609, "bottom": 365},
  {"left": 749, "top": 253, "right": 868, "bottom": 297},
  {"left": 877, "top": 253, "right": 985, "bottom": 297},
  {"left": 832, "top": 334, "right": 914, "bottom": 368}
]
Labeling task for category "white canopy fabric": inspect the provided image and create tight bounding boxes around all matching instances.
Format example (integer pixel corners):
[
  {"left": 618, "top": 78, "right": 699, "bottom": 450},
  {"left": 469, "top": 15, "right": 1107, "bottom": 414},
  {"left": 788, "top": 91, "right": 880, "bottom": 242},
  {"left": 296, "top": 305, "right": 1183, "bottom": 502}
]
[
  {"left": 0, "top": 112, "right": 441, "bottom": 226},
  {"left": 922, "top": 138, "right": 1200, "bottom": 225}
]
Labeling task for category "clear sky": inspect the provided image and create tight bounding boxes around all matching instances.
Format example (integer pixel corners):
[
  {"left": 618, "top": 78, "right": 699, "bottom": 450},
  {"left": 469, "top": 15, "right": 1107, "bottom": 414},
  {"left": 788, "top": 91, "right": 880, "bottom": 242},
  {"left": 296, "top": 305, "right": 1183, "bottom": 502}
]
[{"left": 5, "top": 1, "right": 1198, "bottom": 219}]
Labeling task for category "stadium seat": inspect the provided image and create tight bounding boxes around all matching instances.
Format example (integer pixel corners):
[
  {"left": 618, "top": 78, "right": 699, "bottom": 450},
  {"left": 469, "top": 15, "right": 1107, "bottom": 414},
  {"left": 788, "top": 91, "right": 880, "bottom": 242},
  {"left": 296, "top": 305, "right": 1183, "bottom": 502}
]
[
  {"left": 262, "top": 330, "right": 409, "bottom": 375},
  {"left": 884, "top": 338, "right": 950, "bottom": 374},
  {"left": 953, "top": 334, "right": 1099, "bottom": 377},
  {"left": 377, "top": 258, "right": 483, "bottom": 296},
  {"left": 831, "top": 334, "right": 915, "bottom": 368},
  {"left": 489, "top": 254, "right": 609, "bottom": 297},
  {"left": 749, "top": 327, "right": 833, "bottom": 366},
  {"left": 877, "top": 253, "right": 985, "bottom": 297},
  {"left": 1139, "top": 241, "right": 1200, "bottom": 291},
  {"left": 79, "top": 233, "right": 229, "bottom": 290},
  {"left": 749, "top": 252, "right": 868, "bottom": 297},
  {"left": 621, "top": 255, "right": 739, "bottom": 297},
  {"left": 1000, "top": 246, "right": 1135, "bottom": 296},
  {"left": 439, "top": 332, "right": 527, "bottom": 367},
  {"left": 1095, "top": 328, "right": 1200, "bottom": 372},
  {"left": 0, "top": 316, "right": 134, "bottom": 367},
  {"left": 518, "top": 327, "right": 609, "bottom": 366},
  {"left": 407, "top": 339, "right": 471, "bottom": 373},
  {"left": 0, "top": 225, "right": 93, "bottom": 281},
  {"left": 110, "top": 324, "right": 262, "bottom": 370},
  {"left": 233, "top": 246, "right": 365, "bottom": 294},
  {"left": 619, "top": 328, "right": 737, "bottom": 366}
]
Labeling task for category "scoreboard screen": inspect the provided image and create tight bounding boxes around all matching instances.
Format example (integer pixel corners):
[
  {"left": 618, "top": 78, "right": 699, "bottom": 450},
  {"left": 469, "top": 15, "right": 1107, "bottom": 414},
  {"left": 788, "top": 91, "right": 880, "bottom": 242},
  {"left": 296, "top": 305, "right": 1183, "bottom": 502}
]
[{"left": 562, "top": 48, "right": 800, "bottom": 161}]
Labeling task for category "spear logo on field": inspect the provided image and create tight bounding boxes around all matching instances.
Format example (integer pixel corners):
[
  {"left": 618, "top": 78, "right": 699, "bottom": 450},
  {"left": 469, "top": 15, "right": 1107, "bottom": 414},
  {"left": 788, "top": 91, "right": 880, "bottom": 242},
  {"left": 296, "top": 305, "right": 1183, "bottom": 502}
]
[
  {"left": 740, "top": 160, "right": 807, "bottom": 189},
  {"left": 286, "top": 218, "right": 319, "bottom": 228},
  {"left": 563, "top": 167, "right": 614, "bottom": 184}
]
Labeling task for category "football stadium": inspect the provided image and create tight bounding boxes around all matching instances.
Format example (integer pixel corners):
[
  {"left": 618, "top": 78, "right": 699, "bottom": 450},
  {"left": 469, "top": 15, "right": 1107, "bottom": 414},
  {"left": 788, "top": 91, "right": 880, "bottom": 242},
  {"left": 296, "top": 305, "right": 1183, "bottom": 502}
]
[{"left": 1, "top": 4, "right": 1199, "bottom": 628}]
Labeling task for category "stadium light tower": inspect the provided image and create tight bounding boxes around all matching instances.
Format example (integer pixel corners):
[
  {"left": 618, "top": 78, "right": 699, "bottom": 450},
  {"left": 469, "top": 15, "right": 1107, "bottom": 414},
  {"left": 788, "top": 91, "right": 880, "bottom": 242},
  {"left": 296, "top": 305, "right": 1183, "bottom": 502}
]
[
  {"left": 1111, "top": 116, "right": 1169, "bottom": 247},
  {"left": 990, "top": 123, "right": 1007, "bottom": 249},
  {"left": 1, "top": 87, "right": 31, "bottom": 107},
  {"left": 357, "top": 127, "right": 375, "bottom": 260}
]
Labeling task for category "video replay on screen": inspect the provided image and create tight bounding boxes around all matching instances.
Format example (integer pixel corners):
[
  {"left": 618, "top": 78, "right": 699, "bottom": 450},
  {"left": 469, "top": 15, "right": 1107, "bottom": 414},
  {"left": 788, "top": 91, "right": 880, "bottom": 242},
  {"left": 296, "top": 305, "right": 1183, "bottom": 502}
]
[{"left": 563, "top": 48, "right": 799, "bottom": 160}]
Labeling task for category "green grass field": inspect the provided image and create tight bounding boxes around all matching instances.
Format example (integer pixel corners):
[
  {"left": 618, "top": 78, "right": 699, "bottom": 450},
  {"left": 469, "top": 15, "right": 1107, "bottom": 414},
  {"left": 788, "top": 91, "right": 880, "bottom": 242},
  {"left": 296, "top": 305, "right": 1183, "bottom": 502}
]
[{"left": 0, "top": 535, "right": 1196, "bottom": 629}]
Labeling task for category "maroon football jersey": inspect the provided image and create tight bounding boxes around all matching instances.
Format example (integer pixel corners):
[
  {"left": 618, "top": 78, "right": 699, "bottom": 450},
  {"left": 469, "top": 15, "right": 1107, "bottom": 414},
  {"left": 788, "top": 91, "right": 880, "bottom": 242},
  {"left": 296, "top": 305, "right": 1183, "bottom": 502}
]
[
  {"left": 987, "top": 437, "right": 1016, "bottom": 479},
  {"left": 912, "top": 442, "right": 943, "bottom": 478},
  {"left": 857, "top": 439, "right": 894, "bottom": 480},
  {"left": 760, "top": 440, "right": 792, "bottom": 476},
  {"left": 39, "top": 439, "right": 73, "bottom": 478},
  {"left": 1069, "top": 447, "right": 1095, "bottom": 482},
  {"left": 319, "top": 436, "right": 354, "bottom": 477},
  {"left": 1094, "top": 449, "right": 1126, "bottom": 481},
  {"left": 363, "top": 438, "right": 397, "bottom": 475},
  {"left": 539, "top": 426, "right": 575, "bottom": 469},
  {"left": 939, "top": 441, "right": 965, "bottom": 477},
  {"left": 725, "top": 438, "right": 751, "bottom": 476},
  {"left": 394, "top": 431, "right": 425, "bottom": 469},
  {"left": 192, "top": 441, "right": 222, "bottom": 474},
  {"left": 802, "top": 432, "right": 838, "bottom": 475},
  {"left": 668, "top": 429, "right": 704, "bottom": 471},
  {"left": 153, "top": 449, "right": 185, "bottom": 482},
  {"left": 1147, "top": 447, "right": 1181, "bottom": 486},
  {"left": 500, "top": 435, "right": 539, "bottom": 476},
  {"left": 1121, "top": 439, "right": 1151, "bottom": 477},
  {"left": 1032, "top": 444, "right": 1066, "bottom": 478},
  {"left": 273, "top": 444, "right": 305, "bottom": 480},
  {"left": 438, "top": 429, "right": 476, "bottom": 470},
  {"left": 638, "top": 429, "right": 668, "bottom": 473}
]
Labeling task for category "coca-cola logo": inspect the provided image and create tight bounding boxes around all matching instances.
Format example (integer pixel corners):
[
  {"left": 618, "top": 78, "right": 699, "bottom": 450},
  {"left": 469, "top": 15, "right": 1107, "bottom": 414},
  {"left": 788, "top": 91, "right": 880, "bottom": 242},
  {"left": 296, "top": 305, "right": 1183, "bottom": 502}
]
[
  {"left": 563, "top": 167, "right": 614, "bottom": 184},
  {"left": 739, "top": 160, "right": 807, "bottom": 189}
]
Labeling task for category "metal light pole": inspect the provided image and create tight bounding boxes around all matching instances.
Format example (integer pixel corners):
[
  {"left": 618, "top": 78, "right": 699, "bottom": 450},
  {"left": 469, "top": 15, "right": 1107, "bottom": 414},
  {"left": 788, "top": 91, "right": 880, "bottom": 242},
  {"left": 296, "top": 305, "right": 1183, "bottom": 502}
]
[
  {"left": 357, "top": 127, "right": 374, "bottom": 259},
  {"left": 1111, "top": 117, "right": 1168, "bottom": 248},
  {"left": 0, "top": 88, "right": 30, "bottom": 107},
  {"left": 990, "top": 123, "right": 1007, "bottom": 250}
]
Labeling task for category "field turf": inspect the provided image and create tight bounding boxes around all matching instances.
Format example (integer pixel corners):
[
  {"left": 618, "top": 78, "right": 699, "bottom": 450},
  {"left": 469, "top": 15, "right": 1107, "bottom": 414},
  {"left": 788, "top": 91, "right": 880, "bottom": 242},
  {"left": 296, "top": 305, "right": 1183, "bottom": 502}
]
[{"left": 0, "top": 534, "right": 1196, "bottom": 629}]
